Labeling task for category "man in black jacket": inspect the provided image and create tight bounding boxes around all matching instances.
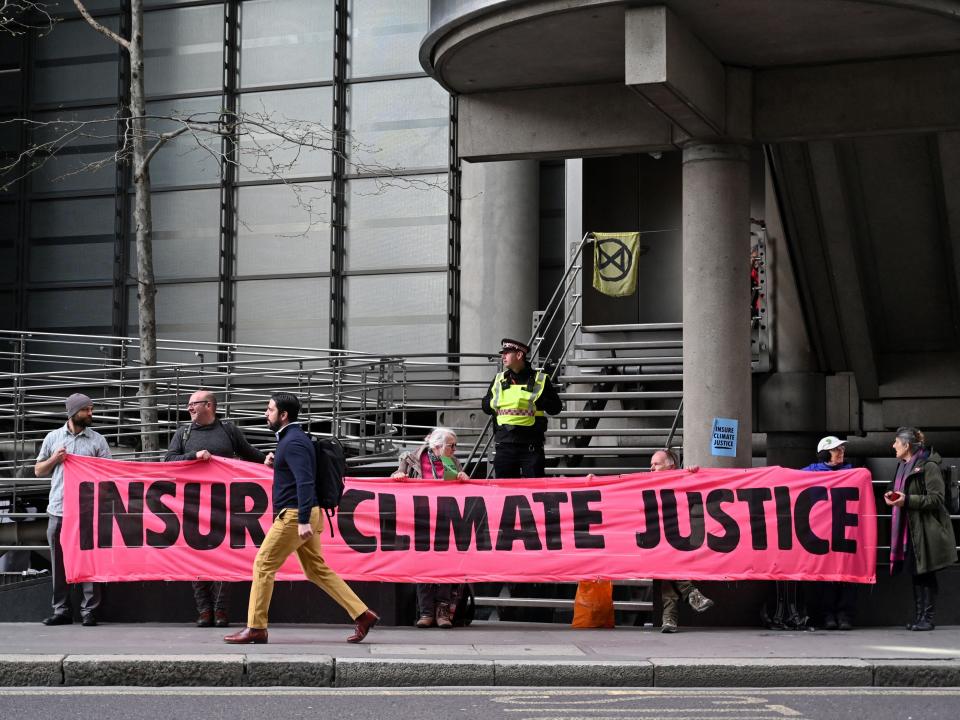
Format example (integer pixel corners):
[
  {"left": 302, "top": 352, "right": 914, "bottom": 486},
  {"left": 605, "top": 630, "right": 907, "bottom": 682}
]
[
  {"left": 481, "top": 338, "right": 562, "bottom": 477},
  {"left": 165, "top": 389, "right": 266, "bottom": 628},
  {"left": 224, "top": 392, "right": 378, "bottom": 644}
]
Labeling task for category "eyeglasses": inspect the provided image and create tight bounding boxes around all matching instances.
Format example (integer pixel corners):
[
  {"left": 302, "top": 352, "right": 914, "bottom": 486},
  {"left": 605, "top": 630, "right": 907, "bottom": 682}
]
[{"left": 186, "top": 401, "right": 210, "bottom": 408}]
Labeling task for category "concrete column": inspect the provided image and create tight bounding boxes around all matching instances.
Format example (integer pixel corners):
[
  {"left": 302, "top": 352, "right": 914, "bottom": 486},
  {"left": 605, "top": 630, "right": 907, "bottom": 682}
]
[
  {"left": 459, "top": 159, "right": 540, "bottom": 396},
  {"left": 682, "top": 143, "right": 752, "bottom": 467}
]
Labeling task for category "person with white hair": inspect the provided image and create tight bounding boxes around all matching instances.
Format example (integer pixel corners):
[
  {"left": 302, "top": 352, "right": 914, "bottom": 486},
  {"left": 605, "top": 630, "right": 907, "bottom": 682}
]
[{"left": 392, "top": 427, "right": 468, "bottom": 628}]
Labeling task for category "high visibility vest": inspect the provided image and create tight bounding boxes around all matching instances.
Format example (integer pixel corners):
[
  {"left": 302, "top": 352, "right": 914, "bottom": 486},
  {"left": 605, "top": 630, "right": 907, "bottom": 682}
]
[{"left": 490, "top": 370, "right": 548, "bottom": 427}]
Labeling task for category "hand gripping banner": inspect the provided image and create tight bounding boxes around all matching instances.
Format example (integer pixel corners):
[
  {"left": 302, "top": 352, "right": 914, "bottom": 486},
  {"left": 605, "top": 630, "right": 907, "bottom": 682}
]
[{"left": 61, "top": 456, "right": 877, "bottom": 584}]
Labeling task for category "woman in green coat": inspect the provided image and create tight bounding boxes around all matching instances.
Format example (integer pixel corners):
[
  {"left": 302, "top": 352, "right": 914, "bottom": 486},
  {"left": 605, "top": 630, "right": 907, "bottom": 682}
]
[{"left": 884, "top": 427, "right": 958, "bottom": 631}]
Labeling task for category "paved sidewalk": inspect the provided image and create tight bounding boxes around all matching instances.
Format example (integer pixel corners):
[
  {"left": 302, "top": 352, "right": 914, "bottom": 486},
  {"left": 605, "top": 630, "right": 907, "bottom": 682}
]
[{"left": 1, "top": 622, "right": 959, "bottom": 687}]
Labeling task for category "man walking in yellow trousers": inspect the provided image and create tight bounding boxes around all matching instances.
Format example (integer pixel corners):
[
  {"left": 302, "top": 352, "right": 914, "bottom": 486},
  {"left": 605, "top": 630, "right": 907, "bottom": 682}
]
[{"left": 224, "top": 392, "right": 378, "bottom": 644}]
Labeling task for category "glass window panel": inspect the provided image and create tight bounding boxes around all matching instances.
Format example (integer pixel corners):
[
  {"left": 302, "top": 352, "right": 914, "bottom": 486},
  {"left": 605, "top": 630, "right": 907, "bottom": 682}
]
[
  {"left": 33, "top": 18, "right": 119, "bottom": 105},
  {"left": 240, "top": 0, "right": 334, "bottom": 88},
  {"left": 30, "top": 108, "right": 118, "bottom": 193},
  {"left": 344, "top": 272, "right": 447, "bottom": 354},
  {"left": 0, "top": 291, "right": 13, "bottom": 329},
  {"left": 144, "top": 5, "right": 224, "bottom": 97},
  {"left": 0, "top": 69, "right": 22, "bottom": 113},
  {"left": 238, "top": 87, "right": 333, "bottom": 180},
  {"left": 350, "top": 0, "right": 428, "bottom": 78},
  {"left": 237, "top": 183, "right": 330, "bottom": 276},
  {"left": 27, "top": 287, "right": 113, "bottom": 332},
  {"left": 235, "top": 277, "right": 329, "bottom": 347},
  {"left": 29, "top": 196, "right": 115, "bottom": 283},
  {"left": 0, "top": 203, "right": 16, "bottom": 285},
  {"left": 345, "top": 174, "right": 447, "bottom": 271},
  {"left": 129, "top": 189, "right": 220, "bottom": 280},
  {"left": 347, "top": 78, "right": 448, "bottom": 173},
  {"left": 127, "top": 282, "right": 218, "bottom": 342},
  {"left": 146, "top": 96, "right": 223, "bottom": 188}
]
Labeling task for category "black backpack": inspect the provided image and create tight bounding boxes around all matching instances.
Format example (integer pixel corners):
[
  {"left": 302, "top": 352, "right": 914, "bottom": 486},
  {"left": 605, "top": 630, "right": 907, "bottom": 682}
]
[{"left": 311, "top": 435, "right": 346, "bottom": 535}]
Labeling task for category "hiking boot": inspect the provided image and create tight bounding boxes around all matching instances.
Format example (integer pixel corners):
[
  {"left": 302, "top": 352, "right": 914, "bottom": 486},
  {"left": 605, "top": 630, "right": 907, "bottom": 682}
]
[
  {"left": 687, "top": 589, "right": 715, "bottom": 613},
  {"left": 416, "top": 613, "right": 435, "bottom": 628},
  {"left": 436, "top": 604, "right": 453, "bottom": 629},
  {"left": 660, "top": 609, "right": 678, "bottom": 633}
]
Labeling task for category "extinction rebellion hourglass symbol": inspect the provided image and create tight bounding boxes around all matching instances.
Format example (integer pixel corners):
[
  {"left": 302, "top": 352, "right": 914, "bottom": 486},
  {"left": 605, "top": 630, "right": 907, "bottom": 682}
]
[{"left": 596, "top": 237, "right": 634, "bottom": 282}]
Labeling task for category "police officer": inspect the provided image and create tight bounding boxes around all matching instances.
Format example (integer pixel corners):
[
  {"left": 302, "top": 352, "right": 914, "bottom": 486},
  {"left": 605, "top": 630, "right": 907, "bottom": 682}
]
[{"left": 481, "top": 338, "right": 562, "bottom": 478}]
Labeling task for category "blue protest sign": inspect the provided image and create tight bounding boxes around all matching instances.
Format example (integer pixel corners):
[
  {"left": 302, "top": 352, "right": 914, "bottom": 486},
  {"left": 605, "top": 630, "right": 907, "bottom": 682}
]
[{"left": 711, "top": 418, "right": 738, "bottom": 457}]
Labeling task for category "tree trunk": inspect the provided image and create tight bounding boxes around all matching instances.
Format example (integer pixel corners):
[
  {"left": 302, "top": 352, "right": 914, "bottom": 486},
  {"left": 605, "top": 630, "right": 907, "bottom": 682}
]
[{"left": 129, "top": 0, "right": 158, "bottom": 453}]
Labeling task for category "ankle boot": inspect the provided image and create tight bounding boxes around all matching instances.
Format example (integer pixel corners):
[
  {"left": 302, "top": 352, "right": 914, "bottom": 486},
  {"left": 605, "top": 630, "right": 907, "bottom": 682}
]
[
  {"left": 906, "top": 584, "right": 923, "bottom": 630},
  {"left": 912, "top": 586, "right": 936, "bottom": 631}
]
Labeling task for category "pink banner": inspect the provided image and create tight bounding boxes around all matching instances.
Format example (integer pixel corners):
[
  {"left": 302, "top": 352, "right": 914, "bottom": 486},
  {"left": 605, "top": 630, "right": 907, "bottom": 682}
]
[{"left": 62, "top": 455, "right": 877, "bottom": 584}]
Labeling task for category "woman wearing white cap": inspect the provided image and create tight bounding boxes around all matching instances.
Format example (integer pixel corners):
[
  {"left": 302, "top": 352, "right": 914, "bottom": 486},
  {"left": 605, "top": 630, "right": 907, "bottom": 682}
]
[{"left": 802, "top": 436, "right": 855, "bottom": 630}]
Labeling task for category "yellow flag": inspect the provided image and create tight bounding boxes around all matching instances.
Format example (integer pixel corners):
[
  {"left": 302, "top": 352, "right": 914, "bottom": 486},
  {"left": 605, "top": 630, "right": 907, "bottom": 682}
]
[{"left": 592, "top": 232, "right": 640, "bottom": 297}]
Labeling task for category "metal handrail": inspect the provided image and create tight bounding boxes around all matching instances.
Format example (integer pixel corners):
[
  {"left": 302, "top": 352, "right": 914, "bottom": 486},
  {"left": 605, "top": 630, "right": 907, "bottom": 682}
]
[{"left": 461, "top": 232, "right": 592, "bottom": 477}]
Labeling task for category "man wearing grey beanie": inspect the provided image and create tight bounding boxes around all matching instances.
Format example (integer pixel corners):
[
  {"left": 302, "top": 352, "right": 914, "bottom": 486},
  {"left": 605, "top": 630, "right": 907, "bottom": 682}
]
[{"left": 34, "top": 393, "right": 112, "bottom": 626}]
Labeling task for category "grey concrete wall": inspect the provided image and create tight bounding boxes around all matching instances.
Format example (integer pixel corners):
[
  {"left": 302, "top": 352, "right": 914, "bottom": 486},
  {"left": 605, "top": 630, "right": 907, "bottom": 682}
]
[{"left": 459, "top": 160, "right": 540, "bottom": 393}]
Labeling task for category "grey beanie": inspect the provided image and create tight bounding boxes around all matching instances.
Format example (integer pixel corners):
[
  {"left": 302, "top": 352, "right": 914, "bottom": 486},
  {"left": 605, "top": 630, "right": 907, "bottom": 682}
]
[{"left": 65, "top": 393, "right": 93, "bottom": 418}]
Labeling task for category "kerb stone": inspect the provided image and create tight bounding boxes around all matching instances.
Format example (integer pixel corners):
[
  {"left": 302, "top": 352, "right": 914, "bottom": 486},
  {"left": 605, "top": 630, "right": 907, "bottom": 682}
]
[
  {"left": 334, "top": 658, "right": 494, "bottom": 687},
  {"left": 0, "top": 655, "right": 64, "bottom": 686},
  {"left": 63, "top": 654, "right": 244, "bottom": 686}
]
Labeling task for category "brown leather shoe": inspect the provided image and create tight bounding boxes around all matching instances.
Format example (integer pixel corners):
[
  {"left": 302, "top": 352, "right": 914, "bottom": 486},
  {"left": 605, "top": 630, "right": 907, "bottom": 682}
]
[
  {"left": 214, "top": 611, "right": 229, "bottom": 628},
  {"left": 223, "top": 627, "right": 268, "bottom": 644},
  {"left": 347, "top": 609, "right": 379, "bottom": 643},
  {"left": 196, "top": 610, "right": 213, "bottom": 628}
]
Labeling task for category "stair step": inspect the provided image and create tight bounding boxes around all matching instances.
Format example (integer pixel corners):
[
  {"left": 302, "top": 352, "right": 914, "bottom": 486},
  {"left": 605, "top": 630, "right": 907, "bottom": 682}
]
[
  {"left": 581, "top": 323, "right": 683, "bottom": 333},
  {"left": 474, "top": 597, "right": 653, "bottom": 611},
  {"left": 560, "top": 409, "right": 680, "bottom": 418},
  {"left": 546, "top": 447, "right": 664, "bottom": 456},
  {"left": 547, "top": 428, "right": 681, "bottom": 437},
  {"left": 557, "top": 373, "right": 682, "bottom": 383},
  {"left": 567, "top": 357, "right": 683, "bottom": 366},
  {"left": 559, "top": 391, "right": 682, "bottom": 400},
  {"left": 576, "top": 340, "right": 682, "bottom": 351}
]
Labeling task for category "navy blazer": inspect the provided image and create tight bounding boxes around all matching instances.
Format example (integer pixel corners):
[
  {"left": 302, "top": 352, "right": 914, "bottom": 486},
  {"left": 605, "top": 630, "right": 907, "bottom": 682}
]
[{"left": 273, "top": 423, "right": 317, "bottom": 524}]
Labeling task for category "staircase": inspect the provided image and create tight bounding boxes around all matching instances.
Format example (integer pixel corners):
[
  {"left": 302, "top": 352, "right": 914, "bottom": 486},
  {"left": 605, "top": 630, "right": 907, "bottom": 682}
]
[
  {"left": 546, "top": 322, "right": 684, "bottom": 475},
  {"left": 525, "top": 223, "right": 768, "bottom": 476}
]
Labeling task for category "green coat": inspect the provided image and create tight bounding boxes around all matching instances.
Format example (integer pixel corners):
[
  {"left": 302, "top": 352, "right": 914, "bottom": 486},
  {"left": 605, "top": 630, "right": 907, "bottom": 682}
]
[{"left": 890, "top": 450, "right": 958, "bottom": 575}]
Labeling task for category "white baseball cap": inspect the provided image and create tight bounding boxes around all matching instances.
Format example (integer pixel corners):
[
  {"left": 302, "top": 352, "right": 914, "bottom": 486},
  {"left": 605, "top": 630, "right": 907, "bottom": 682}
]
[{"left": 817, "top": 436, "right": 847, "bottom": 452}]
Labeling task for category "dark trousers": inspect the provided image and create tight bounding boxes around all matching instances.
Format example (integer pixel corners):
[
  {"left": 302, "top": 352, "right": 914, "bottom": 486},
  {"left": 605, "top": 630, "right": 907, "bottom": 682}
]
[
  {"left": 192, "top": 580, "right": 229, "bottom": 614},
  {"left": 47, "top": 513, "right": 100, "bottom": 617},
  {"left": 416, "top": 583, "right": 454, "bottom": 616},
  {"left": 820, "top": 582, "right": 857, "bottom": 621},
  {"left": 493, "top": 443, "right": 546, "bottom": 478}
]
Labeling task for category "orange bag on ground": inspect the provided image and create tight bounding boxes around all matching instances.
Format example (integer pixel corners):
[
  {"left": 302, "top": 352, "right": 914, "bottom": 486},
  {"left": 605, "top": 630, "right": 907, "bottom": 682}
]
[{"left": 571, "top": 579, "right": 615, "bottom": 628}]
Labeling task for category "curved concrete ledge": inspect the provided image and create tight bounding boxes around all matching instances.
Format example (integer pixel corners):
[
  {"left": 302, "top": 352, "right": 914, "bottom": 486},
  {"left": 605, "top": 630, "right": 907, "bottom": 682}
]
[{"left": 421, "top": 0, "right": 960, "bottom": 94}]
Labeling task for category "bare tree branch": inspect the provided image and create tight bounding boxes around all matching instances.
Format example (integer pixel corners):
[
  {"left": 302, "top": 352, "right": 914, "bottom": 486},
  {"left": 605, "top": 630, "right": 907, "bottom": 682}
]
[
  {"left": 0, "top": 0, "right": 56, "bottom": 36},
  {"left": 72, "top": 0, "right": 130, "bottom": 50}
]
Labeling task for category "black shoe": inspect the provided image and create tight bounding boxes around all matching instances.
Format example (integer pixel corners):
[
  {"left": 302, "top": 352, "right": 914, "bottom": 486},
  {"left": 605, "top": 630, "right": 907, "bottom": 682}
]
[
  {"left": 837, "top": 615, "right": 853, "bottom": 631},
  {"left": 823, "top": 615, "right": 838, "bottom": 630},
  {"left": 214, "top": 611, "right": 229, "bottom": 628},
  {"left": 42, "top": 614, "right": 73, "bottom": 626},
  {"left": 197, "top": 610, "right": 214, "bottom": 628},
  {"left": 81, "top": 614, "right": 97, "bottom": 627}
]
